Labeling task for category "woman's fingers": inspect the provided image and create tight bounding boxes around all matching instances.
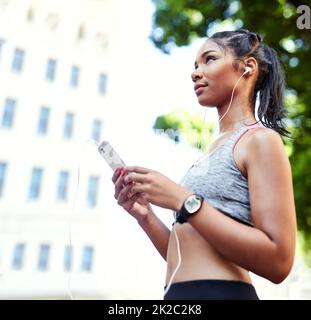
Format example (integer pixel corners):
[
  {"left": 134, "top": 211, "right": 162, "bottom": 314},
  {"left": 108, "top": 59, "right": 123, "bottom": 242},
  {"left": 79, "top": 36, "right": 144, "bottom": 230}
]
[
  {"left": 124, "top": 172, "right": 148, "bottom": 184},
  {"left": 114, "top": 167, "right": 127, "bottom": 199},
  {"left": 117, "top": 183, "right": 133, "bottom": 205},
  {"left": 112, "top": 167, "right": 123, "bottom": 183},
  {"left": 117, "top": 183, "right": 142, "bottom": 205},
  {"left": 131, "top": 182, "right": 147, "bottom": 194},
  {"left": 112, "top": 166, "right": 150, "bottom": 207},
  {"left": 125, "top": 166, "right": 152, "bottom": 174}
]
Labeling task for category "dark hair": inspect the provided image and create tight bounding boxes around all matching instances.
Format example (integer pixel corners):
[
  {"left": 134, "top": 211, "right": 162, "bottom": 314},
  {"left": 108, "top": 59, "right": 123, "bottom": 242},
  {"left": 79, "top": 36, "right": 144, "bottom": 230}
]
[{"left": 209, "top": 29, "right": 290, "bottom": 137}]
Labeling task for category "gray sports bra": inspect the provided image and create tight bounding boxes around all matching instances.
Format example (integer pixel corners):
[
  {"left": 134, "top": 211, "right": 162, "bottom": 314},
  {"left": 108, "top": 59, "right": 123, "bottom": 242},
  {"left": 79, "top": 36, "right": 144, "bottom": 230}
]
[{"left": 179, "top": 124, "right": 263, "bottom": 226}]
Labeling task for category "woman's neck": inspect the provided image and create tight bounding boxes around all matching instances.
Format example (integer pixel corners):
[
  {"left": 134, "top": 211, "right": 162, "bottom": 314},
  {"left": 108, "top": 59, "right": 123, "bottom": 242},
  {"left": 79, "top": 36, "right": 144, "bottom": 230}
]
[
  {"left": 218, "top": 116, "right": 257, "bottom": 134},
  {"left": 217, "top": 94, "right": 256, "bottom": 134}
]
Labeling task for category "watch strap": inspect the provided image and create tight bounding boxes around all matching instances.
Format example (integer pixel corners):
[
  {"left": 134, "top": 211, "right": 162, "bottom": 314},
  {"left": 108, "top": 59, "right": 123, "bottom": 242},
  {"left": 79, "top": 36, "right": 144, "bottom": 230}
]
[{"left": 176, "top": 194, "right": 203, "bottom": 224}]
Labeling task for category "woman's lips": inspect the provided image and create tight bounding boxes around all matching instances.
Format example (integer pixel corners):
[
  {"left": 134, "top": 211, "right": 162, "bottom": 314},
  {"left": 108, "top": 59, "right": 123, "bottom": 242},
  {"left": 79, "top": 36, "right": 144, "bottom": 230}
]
[{"left": 194, "top": 84, "right": 208, "bottom": 95}]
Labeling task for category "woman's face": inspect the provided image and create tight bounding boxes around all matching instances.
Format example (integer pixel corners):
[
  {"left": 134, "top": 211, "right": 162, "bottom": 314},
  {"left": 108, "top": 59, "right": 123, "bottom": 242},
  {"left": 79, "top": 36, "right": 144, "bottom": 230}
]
[{"left": 192, "top": 39, "right": 243, "bottom": 107}]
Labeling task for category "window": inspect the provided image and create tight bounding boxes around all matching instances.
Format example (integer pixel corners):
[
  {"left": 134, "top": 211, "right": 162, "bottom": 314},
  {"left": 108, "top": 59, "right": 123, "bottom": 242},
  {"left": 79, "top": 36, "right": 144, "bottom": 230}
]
[
  {"left": 77, "top": 24, "right": 86, "bottom": 40},
  {"left": 46, "top": 13, "right": 59, "bottom": 30},
  {"left": 12, "top": 243, "right": 25, "bottom": 270},
  {"left": 28, "top": 167, "right": 43, "bottom": 199},
  {"left": 11, "top": 48, "right": 25, "bottom": 72},
  {"left": 57, "top": 171, "right": 69, "bottom": 201},
  {"left": 87, "top": 176, "right": 99, "bottom": 208},
  {"left": 64, "top": 245, "right": 73, "bottom": 272},
  {"left": 98, "top": 73, "right": 107, "bottom": 95},
  {"left": 37, "top": 106, "right": 50, "bottom": 135},
  {"left": 81, "top": 246, "right": 94, "bottom": 272},
  {"left": 70, "top": 65, "right": 79, "bottom": 87},
  {"left": 38, "top": 244, "right": 50, "bottom": 271},
  {"left": 63, "top": 112, "right": 74, "bottom": 139},
  {"left": 91, "top": 119, "right": 101, "bottom": 142},
  {"left": 46, "top": 59, "right": 57, "bottom": 81},
  {"left": 95, "top": 32, "right": 108, "bottom": 49},
  {"left": 0, "top": 162, "right": 7, "bottom": 197},
  {"left": 27, "top": 7, "right": 35, "bottom": 21},
  {"left": 1, "top": 98, "right": 16, "bottom": 128}
]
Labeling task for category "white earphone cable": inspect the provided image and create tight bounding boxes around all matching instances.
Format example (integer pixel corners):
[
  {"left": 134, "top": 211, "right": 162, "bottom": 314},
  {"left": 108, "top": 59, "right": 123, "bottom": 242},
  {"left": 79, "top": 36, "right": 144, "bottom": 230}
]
[
  {"left": 163, "top": 220, "right": 182, "bottom": 297},
  {"left": 67, "top": 138, "right": 99, "bottom": 300},
  {"left": 218, "top": 71, "right": 247, "bottom": 123}
]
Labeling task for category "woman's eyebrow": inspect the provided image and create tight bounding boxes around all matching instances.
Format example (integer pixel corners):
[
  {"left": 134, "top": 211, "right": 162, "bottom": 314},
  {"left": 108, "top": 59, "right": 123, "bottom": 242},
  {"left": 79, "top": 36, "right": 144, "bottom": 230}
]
[{"left": 194, "top": 50, "right": 219, "bottom": 67}]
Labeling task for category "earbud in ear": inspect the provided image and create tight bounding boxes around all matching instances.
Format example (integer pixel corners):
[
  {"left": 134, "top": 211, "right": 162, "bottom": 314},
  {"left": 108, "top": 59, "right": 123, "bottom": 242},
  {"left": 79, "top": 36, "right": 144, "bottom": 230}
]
[{"left": 243, "top": 66, "right": 251, "bottom": 75}]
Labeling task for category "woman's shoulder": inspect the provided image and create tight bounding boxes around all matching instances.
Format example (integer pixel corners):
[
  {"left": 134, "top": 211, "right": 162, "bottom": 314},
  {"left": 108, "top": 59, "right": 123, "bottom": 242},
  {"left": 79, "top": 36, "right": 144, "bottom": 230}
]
[
  {"left": 238, "top": 126, "right": 283, "bottom": 152},
  {"left": 245, "top": 126, "right": 283, "bottom": 147},
  {"left": 243, "top": 126, "right": 288, "bottom": 164}
]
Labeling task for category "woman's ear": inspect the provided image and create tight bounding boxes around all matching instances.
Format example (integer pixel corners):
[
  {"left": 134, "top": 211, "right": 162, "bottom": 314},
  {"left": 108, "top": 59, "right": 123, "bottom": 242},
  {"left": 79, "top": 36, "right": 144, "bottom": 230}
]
[{"left": 243, "top": 57, "right": 258, "bottom": 76}]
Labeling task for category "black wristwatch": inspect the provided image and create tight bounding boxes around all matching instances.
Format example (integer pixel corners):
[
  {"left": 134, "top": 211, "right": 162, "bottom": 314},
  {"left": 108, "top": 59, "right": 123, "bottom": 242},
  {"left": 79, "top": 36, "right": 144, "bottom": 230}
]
[{"left": 176, "top": 194, "right": 204, "bottom": 224}]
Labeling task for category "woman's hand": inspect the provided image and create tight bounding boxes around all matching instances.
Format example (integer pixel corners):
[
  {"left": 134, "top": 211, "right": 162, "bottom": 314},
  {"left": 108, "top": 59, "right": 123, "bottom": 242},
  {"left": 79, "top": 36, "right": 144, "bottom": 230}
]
[
  {"left": 124, "top": 166, "right": 193, "bottom": 211},
  {"left": 112, "top": 166, "right": 154, "bottom": 224}
]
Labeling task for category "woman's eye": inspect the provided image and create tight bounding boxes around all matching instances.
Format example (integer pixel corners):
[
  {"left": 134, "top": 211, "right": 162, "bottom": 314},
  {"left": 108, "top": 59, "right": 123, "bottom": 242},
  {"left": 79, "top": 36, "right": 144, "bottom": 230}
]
[
  {"left": 194, "top": 57, "right": 216, "bottom": 70},
  {"left": 206, "top": 56, "right": 216, "bottom": 63}
]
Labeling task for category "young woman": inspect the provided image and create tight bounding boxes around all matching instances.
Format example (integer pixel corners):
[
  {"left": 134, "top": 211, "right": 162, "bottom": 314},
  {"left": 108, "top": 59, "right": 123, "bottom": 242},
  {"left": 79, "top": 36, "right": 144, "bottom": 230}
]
[{"left": 111, "top": 29, "right": 297, "bottom": 300}]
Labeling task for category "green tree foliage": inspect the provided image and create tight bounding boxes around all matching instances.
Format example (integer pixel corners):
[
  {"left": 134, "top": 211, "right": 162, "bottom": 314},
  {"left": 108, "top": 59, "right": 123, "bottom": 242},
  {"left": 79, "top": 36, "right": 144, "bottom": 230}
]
[
  {"left": 153, "top": 108, "right": 215, "bottom": 150},
  {"left": 150, "top": 0, "right": 311, "bottom": 263}
]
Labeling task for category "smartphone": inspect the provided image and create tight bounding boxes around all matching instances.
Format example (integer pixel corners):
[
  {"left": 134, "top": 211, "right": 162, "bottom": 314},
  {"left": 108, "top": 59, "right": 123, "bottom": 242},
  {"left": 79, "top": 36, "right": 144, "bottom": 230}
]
[{"left": 97, "top": 140, "right": 126, "bottom": 171}]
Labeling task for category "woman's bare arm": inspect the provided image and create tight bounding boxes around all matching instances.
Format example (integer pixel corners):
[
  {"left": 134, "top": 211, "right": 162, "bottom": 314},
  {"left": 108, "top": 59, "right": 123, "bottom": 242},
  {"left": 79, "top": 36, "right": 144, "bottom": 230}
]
[{"left": 138, "top": 210, "right": 171, "bottom": 261}]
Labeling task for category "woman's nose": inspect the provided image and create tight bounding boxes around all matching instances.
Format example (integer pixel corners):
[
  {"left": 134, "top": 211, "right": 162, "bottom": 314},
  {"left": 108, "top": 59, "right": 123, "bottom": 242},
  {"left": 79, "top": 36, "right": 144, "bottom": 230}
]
[{"left": 191, "top": 69, "right": 203, "bottom": 82}]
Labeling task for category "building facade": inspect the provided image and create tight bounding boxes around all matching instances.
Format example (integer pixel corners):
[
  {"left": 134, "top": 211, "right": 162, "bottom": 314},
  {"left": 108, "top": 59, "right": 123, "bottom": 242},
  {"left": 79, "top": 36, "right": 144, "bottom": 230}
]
[{"left": 0, "top": 0, "right": 119, "bottom": 299}]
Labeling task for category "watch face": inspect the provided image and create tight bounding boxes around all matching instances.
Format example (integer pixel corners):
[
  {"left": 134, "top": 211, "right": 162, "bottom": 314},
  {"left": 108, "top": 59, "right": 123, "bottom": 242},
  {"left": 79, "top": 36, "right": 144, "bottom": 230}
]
[{"left": 185, "top": 195, "right": 202, "bottom": 214}]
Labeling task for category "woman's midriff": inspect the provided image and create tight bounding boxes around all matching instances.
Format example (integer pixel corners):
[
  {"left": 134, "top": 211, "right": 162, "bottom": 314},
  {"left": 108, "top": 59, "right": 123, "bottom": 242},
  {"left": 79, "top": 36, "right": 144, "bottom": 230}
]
[{"left": 165, "top": 222, "right": 252, "bottom": 285}]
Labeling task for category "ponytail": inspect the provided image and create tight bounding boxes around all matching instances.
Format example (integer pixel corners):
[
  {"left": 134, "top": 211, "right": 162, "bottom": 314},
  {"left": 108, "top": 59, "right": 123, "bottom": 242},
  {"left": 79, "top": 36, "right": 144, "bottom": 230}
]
[{"left": 256, "top": 45, "right": 290, "bottom": 137}]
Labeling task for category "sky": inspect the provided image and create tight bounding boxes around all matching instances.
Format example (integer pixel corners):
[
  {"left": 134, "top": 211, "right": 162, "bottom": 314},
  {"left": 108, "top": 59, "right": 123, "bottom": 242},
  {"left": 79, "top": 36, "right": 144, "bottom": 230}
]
[{"left": 110, "top": 0, "right": 218, "bottom": 136}]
